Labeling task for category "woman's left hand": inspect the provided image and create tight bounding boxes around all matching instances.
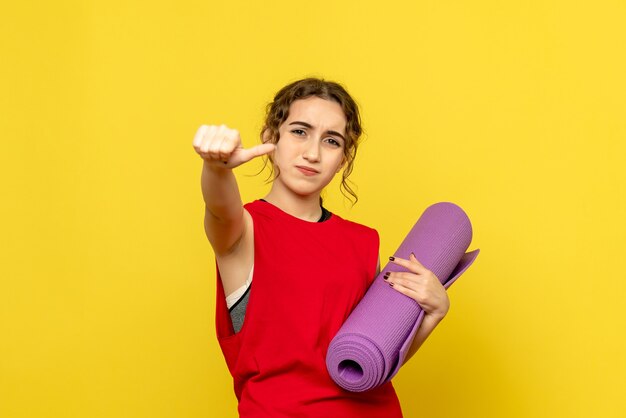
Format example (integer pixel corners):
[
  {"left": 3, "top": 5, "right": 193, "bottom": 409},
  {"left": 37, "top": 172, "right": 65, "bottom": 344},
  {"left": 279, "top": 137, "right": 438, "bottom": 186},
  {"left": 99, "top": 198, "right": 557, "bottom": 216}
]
[{"left": 385, "top": 254, "right": 450, "bottom": 320}]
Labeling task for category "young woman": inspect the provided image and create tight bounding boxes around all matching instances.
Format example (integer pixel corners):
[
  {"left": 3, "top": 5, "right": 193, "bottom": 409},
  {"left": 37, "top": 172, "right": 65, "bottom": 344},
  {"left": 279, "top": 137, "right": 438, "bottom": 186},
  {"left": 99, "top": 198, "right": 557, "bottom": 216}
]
[{"left": 192, "top": 78, "right": 450, "bottom": 417}]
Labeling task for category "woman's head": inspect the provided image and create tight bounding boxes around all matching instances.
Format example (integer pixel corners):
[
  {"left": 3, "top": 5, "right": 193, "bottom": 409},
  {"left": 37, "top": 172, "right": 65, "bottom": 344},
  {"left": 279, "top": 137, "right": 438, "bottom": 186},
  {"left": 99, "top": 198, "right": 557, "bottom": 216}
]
[{"left": 261, "top": 77, "right": 363, "bottom": 204}]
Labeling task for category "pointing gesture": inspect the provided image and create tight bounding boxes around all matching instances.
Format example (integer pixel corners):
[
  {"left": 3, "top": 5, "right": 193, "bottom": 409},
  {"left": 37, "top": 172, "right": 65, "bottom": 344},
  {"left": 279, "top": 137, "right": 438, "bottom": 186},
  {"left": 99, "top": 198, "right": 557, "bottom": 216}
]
[{"left": 192, "top": 124, "right": 275, "bottom": 169}]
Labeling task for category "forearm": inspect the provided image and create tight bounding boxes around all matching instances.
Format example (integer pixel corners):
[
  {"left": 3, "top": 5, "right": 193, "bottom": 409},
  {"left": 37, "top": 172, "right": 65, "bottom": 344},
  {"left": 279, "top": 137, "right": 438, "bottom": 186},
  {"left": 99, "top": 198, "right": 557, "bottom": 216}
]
[
  {"left": 201, "top": 160, "right": 243, "bottom": 222},
  {"left": 402, "top": 313, "right": 444, "bottom": 365}
]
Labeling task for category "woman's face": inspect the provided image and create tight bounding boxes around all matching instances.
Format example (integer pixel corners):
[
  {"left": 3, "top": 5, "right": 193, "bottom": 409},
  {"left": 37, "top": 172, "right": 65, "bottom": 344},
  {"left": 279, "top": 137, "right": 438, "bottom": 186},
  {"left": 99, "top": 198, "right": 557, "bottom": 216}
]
[{"left": 272, "top": 96, "right": 347, "bottom": 198}]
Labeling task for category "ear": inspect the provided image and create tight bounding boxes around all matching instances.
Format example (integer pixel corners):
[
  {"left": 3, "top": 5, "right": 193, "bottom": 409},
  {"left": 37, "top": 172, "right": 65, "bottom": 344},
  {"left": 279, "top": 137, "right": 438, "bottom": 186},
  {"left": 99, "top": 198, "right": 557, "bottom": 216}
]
[
  {"left": 262, "top": 128, "right": 281, "bottom": 149},
  {"left": 261, "top": 128, "right": 270, "bottom": 144}
]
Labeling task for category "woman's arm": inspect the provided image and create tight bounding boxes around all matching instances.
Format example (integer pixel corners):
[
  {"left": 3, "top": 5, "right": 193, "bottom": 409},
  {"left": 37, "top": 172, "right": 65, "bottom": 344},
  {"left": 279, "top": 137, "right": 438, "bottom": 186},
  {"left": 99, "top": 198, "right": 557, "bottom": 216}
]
[
  {"left": 193, "top": 124, "right": 274, "bottom": 255},
  {"left": 402, "top": 312, "right": 444, "bottom": 364},
  {"left": 193, "top": 125, "right": 275, "bottom": 295},
  {"left": 201, "top": 160, "right": 245, "bottom": 255}
]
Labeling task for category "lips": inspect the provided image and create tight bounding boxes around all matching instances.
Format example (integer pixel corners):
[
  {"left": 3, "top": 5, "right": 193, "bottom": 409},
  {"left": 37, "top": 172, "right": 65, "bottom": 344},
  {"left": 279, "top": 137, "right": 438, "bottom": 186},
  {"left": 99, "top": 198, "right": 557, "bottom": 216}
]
[{"left": 295, "top": 165, "right": 320, "bottom": 176}]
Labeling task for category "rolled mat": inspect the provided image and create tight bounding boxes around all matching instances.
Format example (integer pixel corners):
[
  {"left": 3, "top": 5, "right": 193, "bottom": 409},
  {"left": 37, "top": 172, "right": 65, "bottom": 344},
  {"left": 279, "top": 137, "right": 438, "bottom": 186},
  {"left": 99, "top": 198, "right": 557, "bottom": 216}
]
[{"left": 326, "top": 202, "right": 480, "bottom": 392}]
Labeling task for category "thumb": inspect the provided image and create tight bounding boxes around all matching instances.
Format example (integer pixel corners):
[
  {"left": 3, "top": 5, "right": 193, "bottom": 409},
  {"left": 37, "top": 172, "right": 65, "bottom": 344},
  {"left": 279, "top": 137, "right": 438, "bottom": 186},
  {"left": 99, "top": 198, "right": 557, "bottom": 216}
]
[{"left": 227, "top": 143, "right": 276, "bottom": 168}]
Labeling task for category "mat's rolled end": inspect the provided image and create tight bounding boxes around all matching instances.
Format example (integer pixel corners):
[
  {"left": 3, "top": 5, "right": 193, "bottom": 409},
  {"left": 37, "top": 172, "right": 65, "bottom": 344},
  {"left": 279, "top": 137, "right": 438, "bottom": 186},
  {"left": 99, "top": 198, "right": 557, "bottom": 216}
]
[{"left": 338, "top": 360, "right": 363, "bottom": 382}]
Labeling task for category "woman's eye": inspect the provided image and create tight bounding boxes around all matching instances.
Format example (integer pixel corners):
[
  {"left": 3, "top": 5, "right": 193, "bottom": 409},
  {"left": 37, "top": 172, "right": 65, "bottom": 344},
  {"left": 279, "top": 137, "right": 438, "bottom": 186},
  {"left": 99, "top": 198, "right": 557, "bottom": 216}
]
[
  {"left": 325, "top": 138, "right": 341, "bottom": 147},
  {"left": 291, "top": 129, "right": 305, "bottom": 136}
]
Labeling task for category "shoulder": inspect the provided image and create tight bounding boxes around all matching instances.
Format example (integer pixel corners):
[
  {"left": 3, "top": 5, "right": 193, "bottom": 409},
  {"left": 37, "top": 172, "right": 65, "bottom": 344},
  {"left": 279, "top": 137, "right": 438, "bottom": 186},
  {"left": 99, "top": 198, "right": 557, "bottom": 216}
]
[
  {"left": 243, "top": 200, "right": 266, "bottom": 219},
  {"left": 332, "top": 214, "right": 379, "bottom": 242},
  {"left": 332, "top": 215, "right": 380, "bottom": 276},
  {"left": 331, "top": 211, "right": 376, "bottom": 232},
  {"left": 243, "top": 200, "right": 260, "bottom": 212}
]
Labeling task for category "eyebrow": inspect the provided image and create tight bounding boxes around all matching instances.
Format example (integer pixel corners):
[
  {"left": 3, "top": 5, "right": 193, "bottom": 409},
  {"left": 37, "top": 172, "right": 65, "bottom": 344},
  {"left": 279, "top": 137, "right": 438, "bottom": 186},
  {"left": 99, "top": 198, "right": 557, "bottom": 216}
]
[{"left": 289, "top": 121, "right": 346, "bottom": 143}]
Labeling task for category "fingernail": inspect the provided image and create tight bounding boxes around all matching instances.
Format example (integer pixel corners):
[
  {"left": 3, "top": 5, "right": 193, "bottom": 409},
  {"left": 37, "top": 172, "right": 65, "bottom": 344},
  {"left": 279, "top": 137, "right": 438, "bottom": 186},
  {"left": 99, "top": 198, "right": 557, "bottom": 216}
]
[
  {"left": 388, "top": 282, "right": 394, "bottom": 287},
  {"left": 389, "top": 256, "right": 395, "bottom": 261},
  {"left": 410, "top": 252, "right": 415, "bottom": 258}
]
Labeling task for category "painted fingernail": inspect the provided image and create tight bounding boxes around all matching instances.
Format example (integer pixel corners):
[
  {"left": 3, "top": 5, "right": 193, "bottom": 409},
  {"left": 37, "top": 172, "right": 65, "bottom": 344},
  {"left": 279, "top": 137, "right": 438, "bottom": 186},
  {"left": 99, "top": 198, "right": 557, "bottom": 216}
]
[
  {"left": 410, "top": 252, "right": 415, "bottom": 258},
  {"left": 388, "top": 282, "right": 394, "bottom": 287},
  {"left": 389, "top": 256, "right": 395, "bottom": 261}
]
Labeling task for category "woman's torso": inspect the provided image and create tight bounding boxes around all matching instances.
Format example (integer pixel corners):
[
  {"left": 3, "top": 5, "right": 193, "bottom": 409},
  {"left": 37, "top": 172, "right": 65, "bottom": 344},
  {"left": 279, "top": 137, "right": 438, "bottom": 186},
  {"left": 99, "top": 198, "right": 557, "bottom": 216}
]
[{"left": 215, "top": 200, "right": 403, "bottom": 417}]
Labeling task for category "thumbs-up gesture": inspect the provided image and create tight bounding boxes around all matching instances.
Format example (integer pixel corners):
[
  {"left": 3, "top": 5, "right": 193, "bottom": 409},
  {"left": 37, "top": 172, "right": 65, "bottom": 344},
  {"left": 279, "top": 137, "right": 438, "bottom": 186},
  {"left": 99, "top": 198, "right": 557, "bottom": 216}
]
[{"left": 192, "top": 124, "right": 275, "bottom": 169}]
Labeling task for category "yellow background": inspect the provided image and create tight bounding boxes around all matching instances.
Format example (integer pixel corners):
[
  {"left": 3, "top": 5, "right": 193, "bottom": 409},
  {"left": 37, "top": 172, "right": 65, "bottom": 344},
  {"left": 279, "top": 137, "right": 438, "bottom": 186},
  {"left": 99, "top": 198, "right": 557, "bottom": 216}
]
[{"left": 1, "top": 0, "right": 625, "bottom": 417}]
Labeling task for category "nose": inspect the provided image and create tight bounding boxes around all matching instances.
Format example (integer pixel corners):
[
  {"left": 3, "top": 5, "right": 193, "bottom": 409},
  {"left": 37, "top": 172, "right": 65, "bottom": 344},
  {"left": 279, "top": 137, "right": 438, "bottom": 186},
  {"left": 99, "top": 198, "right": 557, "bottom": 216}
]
[{"left": 302, "top": 139, "right": 321, "bottom": 162}]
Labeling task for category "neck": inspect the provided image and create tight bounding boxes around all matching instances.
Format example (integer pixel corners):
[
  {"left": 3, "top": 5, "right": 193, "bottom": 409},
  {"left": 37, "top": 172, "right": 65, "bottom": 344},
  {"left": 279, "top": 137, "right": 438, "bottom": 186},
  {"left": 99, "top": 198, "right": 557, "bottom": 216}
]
[{"left": 263, "top": 185, "right": 322, "bottom": 222}]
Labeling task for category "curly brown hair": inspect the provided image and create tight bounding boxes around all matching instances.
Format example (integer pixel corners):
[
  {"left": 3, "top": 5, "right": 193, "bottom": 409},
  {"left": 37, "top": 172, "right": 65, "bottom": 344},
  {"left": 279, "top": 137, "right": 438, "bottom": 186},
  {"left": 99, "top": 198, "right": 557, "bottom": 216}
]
[{"left": 260, "top": 77, "right": 363, "bottom": 205}]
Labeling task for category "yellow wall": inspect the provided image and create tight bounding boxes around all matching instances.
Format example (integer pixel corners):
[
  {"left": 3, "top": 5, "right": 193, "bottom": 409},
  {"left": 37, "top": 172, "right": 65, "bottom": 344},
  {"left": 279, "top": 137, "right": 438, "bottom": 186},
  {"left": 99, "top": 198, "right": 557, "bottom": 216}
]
[{"left": 2, "top": 1, "right": 625, "bottom": 417}]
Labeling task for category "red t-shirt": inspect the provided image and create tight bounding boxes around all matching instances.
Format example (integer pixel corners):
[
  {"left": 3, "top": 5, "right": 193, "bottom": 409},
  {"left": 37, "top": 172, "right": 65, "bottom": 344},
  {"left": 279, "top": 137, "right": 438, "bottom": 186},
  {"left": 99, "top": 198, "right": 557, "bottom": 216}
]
[{"left": 215, "top": 200, "right": 403, "bottom": 417}]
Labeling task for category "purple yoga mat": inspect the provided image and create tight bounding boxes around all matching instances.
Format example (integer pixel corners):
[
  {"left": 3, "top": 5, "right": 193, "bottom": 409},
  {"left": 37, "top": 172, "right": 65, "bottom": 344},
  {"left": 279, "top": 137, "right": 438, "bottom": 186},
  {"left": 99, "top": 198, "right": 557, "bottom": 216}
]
[{"left": 326, "top": 202, "right": 480, "bottom": 392}]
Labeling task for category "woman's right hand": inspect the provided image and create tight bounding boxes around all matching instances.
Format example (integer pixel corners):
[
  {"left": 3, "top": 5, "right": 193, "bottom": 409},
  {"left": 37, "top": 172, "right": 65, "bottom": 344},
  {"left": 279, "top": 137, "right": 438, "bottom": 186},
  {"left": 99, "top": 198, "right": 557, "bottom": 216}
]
[{"left": 192, "top": 124, "right": 275, "bottom": 169}]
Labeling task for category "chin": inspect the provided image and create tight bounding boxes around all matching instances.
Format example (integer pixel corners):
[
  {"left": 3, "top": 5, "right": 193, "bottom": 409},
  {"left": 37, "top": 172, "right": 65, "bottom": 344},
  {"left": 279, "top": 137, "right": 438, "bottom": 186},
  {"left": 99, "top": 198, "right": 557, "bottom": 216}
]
[{"left": 288, "top": 184, "right": 324, "bottom": 198}]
